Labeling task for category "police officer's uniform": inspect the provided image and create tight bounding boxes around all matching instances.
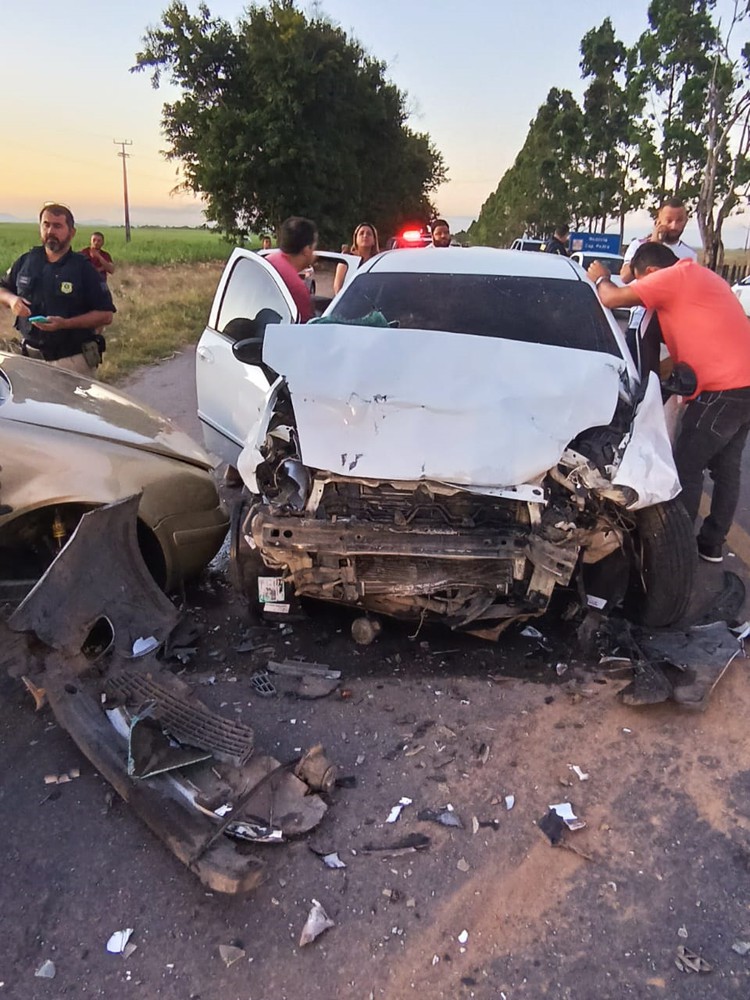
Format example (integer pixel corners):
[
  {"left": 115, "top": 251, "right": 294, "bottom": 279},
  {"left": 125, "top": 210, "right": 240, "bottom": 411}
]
[
  {"left": 543, "top": 236, "right": 569, "bottom": 256},
  {"left": 0, "top": 247, "right": 115, "bottom": 366}
]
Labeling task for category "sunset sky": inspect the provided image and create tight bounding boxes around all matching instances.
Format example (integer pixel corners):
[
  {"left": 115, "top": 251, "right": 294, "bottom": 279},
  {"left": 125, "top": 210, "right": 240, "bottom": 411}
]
[{"left": 2, "top": 0, "right": 748, "bottom": 246}]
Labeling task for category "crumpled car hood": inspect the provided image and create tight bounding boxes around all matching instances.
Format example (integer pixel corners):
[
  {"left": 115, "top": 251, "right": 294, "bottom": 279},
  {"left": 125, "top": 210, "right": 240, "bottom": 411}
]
[
  {"left": 262, "top": 323, "right": 626, "bottom": 488},
  {"left": 0, "top": 354, "right": 213, "bottom": 469}
]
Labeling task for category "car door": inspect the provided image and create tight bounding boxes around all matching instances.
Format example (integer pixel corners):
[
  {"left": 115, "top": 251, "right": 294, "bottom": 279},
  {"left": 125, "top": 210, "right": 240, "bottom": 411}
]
[{"left": 196, "top": 250, "right": 298, "bottom": 467}]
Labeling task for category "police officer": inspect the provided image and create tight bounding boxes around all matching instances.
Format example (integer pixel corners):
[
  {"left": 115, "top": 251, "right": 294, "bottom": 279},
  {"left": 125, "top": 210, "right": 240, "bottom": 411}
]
[
  {"left": 543, "top": 224, "right": 570, "bottom": 256},
  {"left": 0, "top": 203, "right": 115, "bottom": 376}
]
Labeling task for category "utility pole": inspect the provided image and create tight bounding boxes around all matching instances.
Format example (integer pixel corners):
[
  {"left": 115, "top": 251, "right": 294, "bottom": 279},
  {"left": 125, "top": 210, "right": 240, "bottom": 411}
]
[{"left": 113, "top": 139, "right": 133, "bottom": 242}]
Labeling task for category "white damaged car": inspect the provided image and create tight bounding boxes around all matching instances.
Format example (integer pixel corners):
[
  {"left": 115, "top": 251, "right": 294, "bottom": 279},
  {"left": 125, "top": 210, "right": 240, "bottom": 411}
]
[{"left": 197, "top": 247, "right": 696, "bottom": 639}]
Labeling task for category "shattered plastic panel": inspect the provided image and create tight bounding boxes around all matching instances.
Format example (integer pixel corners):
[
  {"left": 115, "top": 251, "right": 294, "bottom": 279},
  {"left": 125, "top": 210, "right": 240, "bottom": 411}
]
[
  {"left": 261, "top": 324, "right": 626, "bottom": 489},
  {"left": 611, "top": 372, "right": 681, "bottom": 508}
]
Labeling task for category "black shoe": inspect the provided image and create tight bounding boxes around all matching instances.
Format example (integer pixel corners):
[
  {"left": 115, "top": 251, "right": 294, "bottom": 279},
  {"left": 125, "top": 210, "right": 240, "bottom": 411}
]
[{"left": 697, "top": 540, "right": 723, "bottom": 563}]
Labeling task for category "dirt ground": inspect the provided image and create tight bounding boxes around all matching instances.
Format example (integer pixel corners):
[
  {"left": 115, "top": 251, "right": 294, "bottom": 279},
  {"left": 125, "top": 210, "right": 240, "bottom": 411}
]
[{"left": 2, "top": 350, "right": 750, "bottom": 1000}]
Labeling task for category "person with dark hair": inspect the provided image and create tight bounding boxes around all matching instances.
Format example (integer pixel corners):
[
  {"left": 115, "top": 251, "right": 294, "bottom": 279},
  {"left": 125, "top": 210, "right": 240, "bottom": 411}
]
[
  {"left": 620, "top": 197, "right": 696, "bottom": 284},
  {"left": 0, "top": 203, "right": 114, "bottom": 375},
  {"left": 333, "top": 222, "right": 380, "bottom": 294},
  {"left": 430, "top": 219, "right": 451, "bottom": 248},
  {"left": 588, "top": 245, "right": 750, "bottom": 563},
  {"left": 260, "top": 235, "right": 273, "bottom": 251},
  {"left": 543, "top": 224, "right": 570, "bottom": 256},
  {"left": 80, "top": 231, "right": 114, "bottom": 283},
  {"left": 265, "top": 216, "right": 317, "bottom": 322}
]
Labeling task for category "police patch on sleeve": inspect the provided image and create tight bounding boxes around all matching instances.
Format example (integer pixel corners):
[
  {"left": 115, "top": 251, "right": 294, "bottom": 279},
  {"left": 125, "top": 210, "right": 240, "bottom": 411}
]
[{"left": 60, "top": 281, "right": 73, "bottom": 294}]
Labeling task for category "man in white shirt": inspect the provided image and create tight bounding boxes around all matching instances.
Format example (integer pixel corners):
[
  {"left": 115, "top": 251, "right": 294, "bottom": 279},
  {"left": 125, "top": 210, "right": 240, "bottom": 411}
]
[
  {"left": 620, "top": 197, "right": 697, "bottom": 335},
  {"left": 621, "top": 197, "right": 696, "bottom": 281}
]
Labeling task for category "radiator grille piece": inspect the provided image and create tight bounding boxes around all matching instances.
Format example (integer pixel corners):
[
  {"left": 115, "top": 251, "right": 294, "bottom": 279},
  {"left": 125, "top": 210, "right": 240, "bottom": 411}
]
[{"left": 107, "top": 672, "right": 254, "bottom": 765}]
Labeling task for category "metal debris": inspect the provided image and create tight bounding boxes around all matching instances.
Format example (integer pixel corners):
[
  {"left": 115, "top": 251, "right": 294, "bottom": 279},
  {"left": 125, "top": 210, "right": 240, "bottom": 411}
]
[
  {"left": 299, "top": 899, "right": 335, "bottom": 947},
  {"left": 361, "top": 834, "right": 431, "bottom": 856}
]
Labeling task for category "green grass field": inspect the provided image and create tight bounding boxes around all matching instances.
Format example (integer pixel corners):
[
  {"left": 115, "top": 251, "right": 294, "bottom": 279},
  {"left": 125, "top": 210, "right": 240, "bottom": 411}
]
[{"left": 0, "top": 222, "right": 241, "bottom": 271}]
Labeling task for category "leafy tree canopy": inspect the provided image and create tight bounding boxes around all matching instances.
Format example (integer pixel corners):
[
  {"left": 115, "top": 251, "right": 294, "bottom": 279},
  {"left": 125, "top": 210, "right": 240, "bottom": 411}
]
[{"left": 133, "top": 0, "right": 446, "bottom": 243}]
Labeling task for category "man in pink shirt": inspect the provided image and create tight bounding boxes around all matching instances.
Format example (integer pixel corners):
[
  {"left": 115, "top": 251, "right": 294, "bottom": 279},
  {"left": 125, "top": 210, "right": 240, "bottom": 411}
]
[
  {"left": 266, "top": 217, "right": 317, "bottom": 323},
  {"left": 589, "top": 242, "right": 750, "bottom": 563}
]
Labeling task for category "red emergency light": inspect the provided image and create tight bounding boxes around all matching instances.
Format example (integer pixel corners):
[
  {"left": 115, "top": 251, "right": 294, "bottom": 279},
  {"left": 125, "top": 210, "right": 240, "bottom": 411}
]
[{"left": 400, "top": 228, "right": 424, "bottom": 243}]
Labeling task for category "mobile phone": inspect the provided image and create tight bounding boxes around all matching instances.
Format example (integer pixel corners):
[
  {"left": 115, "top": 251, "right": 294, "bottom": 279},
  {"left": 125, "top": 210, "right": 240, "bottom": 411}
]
[{"left": 29, "top": 315, "right": 49, "bottom": 323}]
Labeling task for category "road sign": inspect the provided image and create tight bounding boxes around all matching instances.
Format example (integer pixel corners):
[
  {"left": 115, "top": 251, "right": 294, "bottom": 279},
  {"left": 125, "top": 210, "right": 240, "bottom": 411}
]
[{"left": 569, "top": 232, "right": 621, "bottom": 255}]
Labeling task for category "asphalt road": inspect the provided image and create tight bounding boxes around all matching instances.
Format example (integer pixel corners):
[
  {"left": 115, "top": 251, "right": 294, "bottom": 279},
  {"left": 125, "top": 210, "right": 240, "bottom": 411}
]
[{"left": 2, "top": 352, "right": 750, "bottom": 1000}]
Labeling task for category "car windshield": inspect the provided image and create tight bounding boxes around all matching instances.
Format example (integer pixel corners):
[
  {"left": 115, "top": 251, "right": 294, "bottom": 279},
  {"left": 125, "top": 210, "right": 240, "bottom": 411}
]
[
  {"left": 581, "top": 254, "right": 623, "bottom": 274},
  {"left": 331, "top": 272, "right": 622, "bottom": 356}
]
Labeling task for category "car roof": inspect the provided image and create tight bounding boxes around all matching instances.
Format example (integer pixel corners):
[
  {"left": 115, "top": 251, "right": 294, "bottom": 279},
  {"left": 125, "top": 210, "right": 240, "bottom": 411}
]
[
  {"left": 572, "top": 251, "right": 623, "bottom": 260},
  {"left": 366, "top": 247, "right": 583, "bottom": 280}
]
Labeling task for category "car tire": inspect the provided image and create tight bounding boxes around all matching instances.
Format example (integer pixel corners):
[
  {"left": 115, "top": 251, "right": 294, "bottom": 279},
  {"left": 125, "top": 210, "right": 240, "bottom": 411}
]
[{"left": 625, "top": 499, "right": 696, "bottom": 627}]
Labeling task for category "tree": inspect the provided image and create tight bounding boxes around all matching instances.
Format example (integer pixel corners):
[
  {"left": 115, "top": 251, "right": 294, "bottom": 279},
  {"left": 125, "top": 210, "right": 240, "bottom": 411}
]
[
  {"left": 695, "top": 1, "right": 750, "bottom": 268},
  {"left": 468, "top": 89, "right": 584, "bottom": 247},
  {"left": 579, "top": 19, "right": 647, "bottom": 241},
  {"left": 633, "top": 0, "right": 718, "bottom": 202},
  {"left": 133, "top": 1, "right": 445, "bottom": 243}
]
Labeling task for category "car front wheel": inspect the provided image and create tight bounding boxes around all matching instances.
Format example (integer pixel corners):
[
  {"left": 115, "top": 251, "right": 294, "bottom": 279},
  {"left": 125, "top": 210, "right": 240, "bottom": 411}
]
[{"left": 625, "top": 499, "right": 696, "bottom": 627}]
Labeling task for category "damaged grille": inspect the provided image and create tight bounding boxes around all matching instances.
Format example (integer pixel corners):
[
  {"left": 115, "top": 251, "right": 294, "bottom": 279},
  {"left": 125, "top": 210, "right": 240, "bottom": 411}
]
[
  {"left": 106, "top": 672, "right": 254, "bottom": 765},
  {"left": 316, "top": 481, "right": 530, "bottom": 531}
]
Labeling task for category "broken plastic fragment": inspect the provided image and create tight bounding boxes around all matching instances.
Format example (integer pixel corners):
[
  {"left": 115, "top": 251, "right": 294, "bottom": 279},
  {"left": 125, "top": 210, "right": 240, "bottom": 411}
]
[
  {"left": 106, "top": 928, "right": 134, "bottom": 955},
  {"left": 520, "top": 626, "right": 543, "bottom": 639},
  {"left": 132, "top": 636, "right": 159, "bottom": 657},
  {"left": 505, "top": 795, "right": 515, "bottom": 811},
  {"left": 568, "top": 765, "right": 590, "bottom": 782},
  {"left": 34, "top": 960, "right": 56, "bottom": 979},
  {"left": 731, "top": 940, "right": 750, "bottom": 955},
  {"left": 386, "top": 796, "right": 413, "bottom": 823},
  {"left": 417, "top": 805, "right": 463, "bottom": 828},
  {"left": 549, "top": 802, "right": 586, "bottom": 831},
  {"left": 458, "top": 930, "right": 469, "bottom": 945},
  {"left": 299, "top": 899, "right": 335, "bottom": 947},
  {"left": 322, "top": 852, "right": 347, "bottom": 869},
  {"left": 219, "top": 944, "right": 245, "bottom": 967},
  {"left": 675, "top": 945, "right": 712, "bottom": 973}
]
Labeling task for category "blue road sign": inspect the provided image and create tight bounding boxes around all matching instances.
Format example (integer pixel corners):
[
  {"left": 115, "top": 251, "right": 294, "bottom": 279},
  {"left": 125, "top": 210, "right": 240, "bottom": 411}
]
[{"left": 569, "top": 232, "right": 621, "bottom": 255}]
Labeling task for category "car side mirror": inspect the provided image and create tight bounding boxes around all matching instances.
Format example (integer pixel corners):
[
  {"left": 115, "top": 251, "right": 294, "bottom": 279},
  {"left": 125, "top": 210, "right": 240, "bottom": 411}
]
[{"left": 661, "top": 361, "right": 697, "bottom": 397}]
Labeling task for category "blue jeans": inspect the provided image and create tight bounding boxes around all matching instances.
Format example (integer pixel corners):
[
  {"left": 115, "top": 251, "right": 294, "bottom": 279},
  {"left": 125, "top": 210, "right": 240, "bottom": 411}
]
[{"left": 674, "top": 387, "right": 750, "bottom": 547}]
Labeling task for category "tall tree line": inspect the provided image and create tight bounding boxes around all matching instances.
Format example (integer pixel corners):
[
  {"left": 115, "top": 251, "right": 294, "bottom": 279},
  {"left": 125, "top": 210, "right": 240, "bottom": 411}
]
[{"left": 469, "top": 0, "right": 750, "bottom": 266}]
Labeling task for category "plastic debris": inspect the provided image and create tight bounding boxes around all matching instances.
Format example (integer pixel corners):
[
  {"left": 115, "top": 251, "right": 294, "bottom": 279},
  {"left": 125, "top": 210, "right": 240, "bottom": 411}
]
[
  {"left": 361, "top": 834, "right": 430, "bottom": 856},
  {"left": 732, "top": 940, "right": 750, "bottom": 955},
  {"left": 386, "top": 796, "right": 413, "bottom": 823},
  {"left": 250, "top": 672, "right": 276, "bottom": 698},
  {"left": 458, "top": 930, "right": 469, "bottom": 945},
  {"left": 132, "top": 636, "right": 159, "bottom": 657},
  {"left": 299, "top": 899, "right": 335, "bottom": 947},
  {"left": 675, "top": 945, "right": 712, "bottom": 973},
  {"left": 555, "top": 662, "right": 569, "bottom": 676},
  {"left": 106, "top": 928, "right": 134, "bottom": 955},
  {"left": 322, "top": 852, "right": 347, "bottom": 869},
  {"left": 219, "top": 944, "right": 245, "bottom": 967},
  {"left": 505, "top": 795, "right": 515, "bottom": 811},
  {"left": 538, "top": 809, "right": 567, "bottom": 845},
  {"left": 549, "top": 802, "right": 586, "bottom": 831},
  {"left": 457, "top": 858, "right": 470, "bottom": 872},
  {"left": 678, "top": 925, "right": 688, "bottom": 939},
  {"left": 34, "top": 960, "right": 56, "bottom": 979},
  {"left": 417, "top": 804, "right": 463, "bottom": 828},
  {"left": 520, "top": 626, "right": 543, "bottom": 639},
  {"left": 568, "top": 765, "right": 590, "bottom": 781}
]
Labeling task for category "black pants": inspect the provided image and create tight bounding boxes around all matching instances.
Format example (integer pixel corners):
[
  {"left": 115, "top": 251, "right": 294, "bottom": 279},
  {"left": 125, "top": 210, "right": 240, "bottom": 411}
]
[{"left": 674, "top": 387, "right": 750, "bottom": 547}]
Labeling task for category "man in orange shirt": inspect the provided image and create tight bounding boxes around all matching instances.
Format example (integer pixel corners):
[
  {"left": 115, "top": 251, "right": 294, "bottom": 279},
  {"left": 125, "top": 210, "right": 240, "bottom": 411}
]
[{"left": 589, "top": 242, "right": 750, "bottom": 563}]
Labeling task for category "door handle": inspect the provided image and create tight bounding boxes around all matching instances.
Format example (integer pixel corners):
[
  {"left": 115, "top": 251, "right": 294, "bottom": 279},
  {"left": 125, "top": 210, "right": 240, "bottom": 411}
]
[{"left": 196, "top": 346, "right": 213, "bottom": 362}]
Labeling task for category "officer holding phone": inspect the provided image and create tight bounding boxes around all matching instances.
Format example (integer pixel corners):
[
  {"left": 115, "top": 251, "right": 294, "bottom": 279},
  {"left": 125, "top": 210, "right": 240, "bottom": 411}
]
[{"left": 0, "top": 202, "right": 115, "bottom": 376}]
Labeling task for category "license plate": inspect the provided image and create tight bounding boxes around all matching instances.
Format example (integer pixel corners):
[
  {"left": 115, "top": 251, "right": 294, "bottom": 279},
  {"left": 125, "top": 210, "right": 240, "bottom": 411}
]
[{"left": 258, "top": 577, "right": 285, "bottom": 603}]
